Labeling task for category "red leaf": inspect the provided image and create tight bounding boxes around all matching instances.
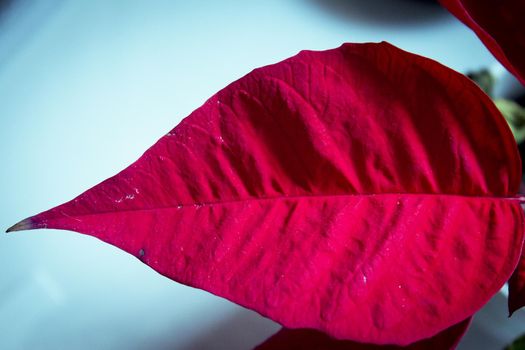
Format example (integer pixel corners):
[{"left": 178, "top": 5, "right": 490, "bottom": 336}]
[
  {"left": 439, "top": 0, "right": 525, "bottom": 85},
  {"left": 255, "top": 318, "right": 471, "bottom": 350},
  {"left": 509, "top": 247, "right": 525, "bottom": 316},
  {"left": 8, "top": 42, "right": 524, "bottom": 345}
]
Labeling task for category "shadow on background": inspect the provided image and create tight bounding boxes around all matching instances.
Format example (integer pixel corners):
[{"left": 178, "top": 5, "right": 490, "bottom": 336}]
[
  {"left": 0, "top": 0, "right": 15, "bottom": 22},
  {"left": 309, "top": 0, "right": 447, "bottom": 25},
  {"left": 145, "top": 310, "right": 279, "bottom": 350},
  {"left": 0, "top": 0, "right": 65, "bottom": 75}
]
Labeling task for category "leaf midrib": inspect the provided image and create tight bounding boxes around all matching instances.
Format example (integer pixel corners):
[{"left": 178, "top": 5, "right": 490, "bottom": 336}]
[{"left": 54, "top": 192, "right": 522, "bottom": 218}]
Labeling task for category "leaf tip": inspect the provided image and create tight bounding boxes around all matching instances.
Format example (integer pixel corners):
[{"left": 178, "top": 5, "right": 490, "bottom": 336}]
[
  {"left": 508, "top": 297, "right": 524, "bottom": 318},
  {"left": 6, "top": 218, "right": 35, "bottom": 233}
]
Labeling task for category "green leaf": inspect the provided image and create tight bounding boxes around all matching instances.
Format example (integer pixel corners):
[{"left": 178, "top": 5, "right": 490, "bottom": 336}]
[
  {"left": 467, "top": 68, "right": 495, "bottom": 97},
  {"left": 495, "top": 98, "right": 525, "bottom": 144},
  {"left": 505, "top": 333, "right": 525, "bottom": 350}
]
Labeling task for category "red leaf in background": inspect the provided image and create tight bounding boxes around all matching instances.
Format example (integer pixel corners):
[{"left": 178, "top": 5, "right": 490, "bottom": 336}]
[
  {"left": 255, "top": 318, "right": 470, "bottom": 350},
  {"left": 439, "top": 0, "right": 525, "bottom": 85},
  {"left": 8, "top": 42, "right": 524, "bottom": 346},
  {"left": 509, "top": 248, "right": 525, "bottom": 315}
]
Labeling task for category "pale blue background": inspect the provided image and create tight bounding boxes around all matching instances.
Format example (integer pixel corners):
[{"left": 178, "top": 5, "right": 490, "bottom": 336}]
[{"left": 1, "top": 0, "right": 524, "bottom": 349}]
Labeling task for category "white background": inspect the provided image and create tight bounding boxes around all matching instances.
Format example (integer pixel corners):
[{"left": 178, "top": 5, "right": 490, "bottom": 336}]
[{"left": 1, "top": 0, "right": 524, "bottom": 349}]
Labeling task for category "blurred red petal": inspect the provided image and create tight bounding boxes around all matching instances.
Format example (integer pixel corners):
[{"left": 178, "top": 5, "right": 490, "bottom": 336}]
[
  {"left": 255, "top": 318, "right": 471, "bottom": 350},
  {"left": 439, "top": 0, "right": 525, "bottom": 85}
]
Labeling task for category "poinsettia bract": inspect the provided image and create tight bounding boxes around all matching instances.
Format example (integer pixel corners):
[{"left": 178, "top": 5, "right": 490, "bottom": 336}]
[{"left": 8, "top": 42, "right": 525, "bottom": 347}]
